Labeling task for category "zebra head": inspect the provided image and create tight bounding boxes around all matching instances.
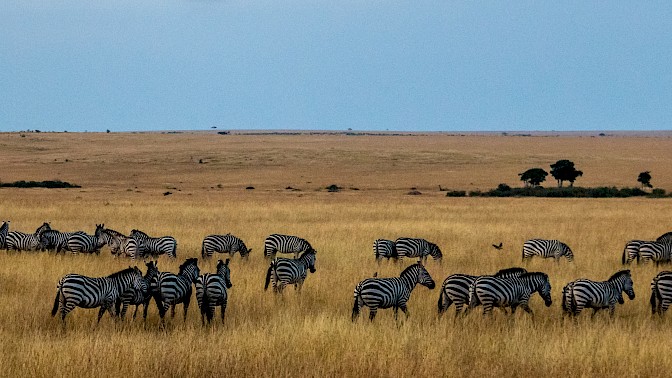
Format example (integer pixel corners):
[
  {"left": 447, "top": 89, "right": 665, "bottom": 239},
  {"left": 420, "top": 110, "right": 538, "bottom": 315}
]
[
  {"left": 144, "top": 260, "right": 160, "bottom": 283},
  {"left": 610, "top": 270, "right": 635, "bottom": 300},
  {"left": 131, "top": 266, "right": 148, "bottom": 293},
  {"left": 526, "top": 272, "right": 552, "bottom": 307},
  {"left": 217, "top": 259, "right": 233, "bottom": 288},
  {"left": 35, "top": 222, "right": 51, "bottom": 239},
  {"left": 561, "top": 242, "right": 574, "bottom": 262},
  {"left": 301, "top": 250, "right": 317, "bottom": 273},
  {"left": 179, "top": 257, "right": 200, "bottom": 283},
  {"left": 405, "top": 261, "right": 435, "bottom": 289},
  {"left": 240, "top": 242, "right": 252, "bottom": 259},
  {"left": 429, "top": 243, "right": 443, "bottom": 262}
]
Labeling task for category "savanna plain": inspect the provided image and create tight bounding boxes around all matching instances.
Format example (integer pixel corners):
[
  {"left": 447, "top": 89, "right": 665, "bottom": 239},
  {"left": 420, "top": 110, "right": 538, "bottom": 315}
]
[{"left": 1, "top": 131, "right": 672, "bottom": 377}]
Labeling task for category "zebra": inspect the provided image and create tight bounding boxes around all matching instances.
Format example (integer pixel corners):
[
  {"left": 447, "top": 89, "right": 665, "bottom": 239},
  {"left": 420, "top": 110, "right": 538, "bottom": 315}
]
[
  {"left": 66, "top": 224, "right": 106, "bottom": 254},
  {"left": 352, "top": 261, "right": 435, "bottom": 322},
  {"left": 99, "top": 227, "right": 147, "bottom": 259},
  {"left": 562, "top": 281, "right": 624, "bottom": 318},
  {"left": 263, "top": 233, "right": 316, "bottom": 259},
  {"left": 468, "top": 272, "right": 552, "bottom": 316},
  {"left": 373, "top": 239, "right": 398, "bottom": 263},
  {"left": 395, "top": 237, "right": 442, "bottom": 263},
  {"left": 130, "top": 229, "right": 177, "bottom": 258},
  {"left": 522, "top": 239, "right": 574, "bottom": 262},
  {"left": 115, "top": 260, "right": 160, "bottom": 320},
  {"left": 5, "top": 222, "right": 50, "bottom": 251},
  {"left": 264, "top": 250, "right": 317, "bottom": 294},
  {"left": 622, "top": 240, "right": 647, "bottom": 265},
  {"left": 153, "top": 257, "right": 200, "bottom": 323},
  {"left": 51, "top": 266, "right": 146, "bottom": 326},
  {"left": 41, "top": 230, "right": 86, "bottom": 253},
  {"left": 650, "top": 271, "right": 672, "bottom": 316},
  {"left": 196, "top": 258, "right": 233, "bottom": 325},
  {"left": 437, "top": 267, "right": 527, "bottom": 318},
  {"left": 638, "top": 241, "right": 672, "bottom": 265},
  {"left": 657, "top": 232, "right": 672, "bottom": 245},
  {"left": 201, "top": 234, "right": 251, "bottom": 260},
  {"left": 0, "top": 221, "right": 9, "bottom": 249},
  {"left": 565, "top": 270, "right": 635, "bottom": 318}
]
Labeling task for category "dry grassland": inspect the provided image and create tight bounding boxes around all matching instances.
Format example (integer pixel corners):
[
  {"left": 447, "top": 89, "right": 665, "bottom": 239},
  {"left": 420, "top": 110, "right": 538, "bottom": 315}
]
[{"left": 1, "top": 132, "right": 672, "bottom": 377}]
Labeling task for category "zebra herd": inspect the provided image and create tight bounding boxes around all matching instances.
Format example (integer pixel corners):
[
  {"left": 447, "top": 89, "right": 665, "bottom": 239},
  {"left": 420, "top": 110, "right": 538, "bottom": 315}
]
[{"left": 621, "top": 232, "right": 672, "bottom": 265}]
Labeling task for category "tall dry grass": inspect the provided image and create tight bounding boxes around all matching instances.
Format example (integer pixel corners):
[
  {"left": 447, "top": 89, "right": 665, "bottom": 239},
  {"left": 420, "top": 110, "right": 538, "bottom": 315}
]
[{"left": 1, "top": 133, "right": 672, "bottom": 377}]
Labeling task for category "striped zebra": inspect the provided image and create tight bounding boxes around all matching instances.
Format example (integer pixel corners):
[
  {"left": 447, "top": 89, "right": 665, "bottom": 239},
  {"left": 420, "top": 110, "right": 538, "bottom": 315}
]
[
  {"left": 5, "top": 222, "right": 50, "bottom": 251},
  {"left": 650, "top": 271, "right": 672, "bottom": 316},
  {"left": 263, "top": 234, "right": 316, "bottom": 259},
  {"left": 153, "top": 257, "right": 200, "bottom": 323},
  {"left": 657, "top": 232, "right": 672, "bottom": 245},
  {"left": 100, "top": 227, "right": 147, "bottom": 259},
  {"left": 638, "top": 241, "right": 672, "bottom": 265},
  {"left": 130, "top": 229, "right": 177, "bottom": 258},
  {"left": 622, "top": 240, "right": 647, "bottom": 265},
  {"left": 115, "top": 261, "right": 160, "bottom": 320},
  {"left": 468, "top": 272, "right": 552, "bottom": 316},
  {"left": 352, "top": 262, "right": 436, "bottom": 322},
  {"left": 522, "top": 239, "right": 574, "bottom": 262},
  {"left": 395, "top": 237, "right": 442, "bottom": 263},
  {"left": 41, "top": 230, "right": 86, "bottom": 253},
  {"left": 0, "top": 221, "right": 9, "bottom": 249},
  {"left": 264, "top": 250, "right": 317, "bottom": 294},
  {"left": 562, "top": 281, "right": 624, "bottom": 318},
  {"left": 565, "top": 270, "right": 635, "bottom": 317},
  {"left": 196, "top": 259, "right": 233, "bottom": 325},
  {"left": 201, "top": 234, "right": 251, "bottom": 259},
  {"left": 373, "top": 239, "right": 398, "bottom": 263},
  {"left": 66, "top": 224, "right": 106, "bottom": 254},
  {"left": 437, "top": 267, "right": 527, "bottom": 318},
  {"left": 51, "top": 266, "right": 145, "bottom": 326}
]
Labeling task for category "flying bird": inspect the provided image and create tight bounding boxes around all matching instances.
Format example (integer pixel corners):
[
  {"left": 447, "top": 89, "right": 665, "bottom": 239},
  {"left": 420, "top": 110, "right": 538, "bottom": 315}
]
[{"left": 492, "top": 242, "right": 503, "bottom": 251}]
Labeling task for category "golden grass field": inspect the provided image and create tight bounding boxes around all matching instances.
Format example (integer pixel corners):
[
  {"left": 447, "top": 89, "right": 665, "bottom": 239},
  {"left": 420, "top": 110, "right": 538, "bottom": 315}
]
[{"left": 1, "top": 131, "right": 672, "bottom": 377}]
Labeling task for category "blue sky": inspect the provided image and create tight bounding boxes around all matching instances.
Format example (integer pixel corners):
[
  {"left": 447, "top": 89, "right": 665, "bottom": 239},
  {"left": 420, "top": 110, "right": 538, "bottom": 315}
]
[{"left": 1, "top": 1, "right": 671, "bottom": 132}]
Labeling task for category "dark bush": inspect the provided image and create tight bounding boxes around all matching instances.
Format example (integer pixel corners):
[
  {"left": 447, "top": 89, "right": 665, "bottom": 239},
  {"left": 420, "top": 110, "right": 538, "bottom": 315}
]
[
  {"left": 326, "top": 184, "right": 341, "bottom": 192},
  {"left": 0, "top": 180, "right": 81, "bottom": 188},
  {"left": 446, "top": 190, "right": 466, "bottom": 197}
]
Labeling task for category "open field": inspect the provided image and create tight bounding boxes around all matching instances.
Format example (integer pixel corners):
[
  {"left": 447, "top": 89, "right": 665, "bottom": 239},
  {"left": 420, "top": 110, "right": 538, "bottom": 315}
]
[{"left": 1, "top": 132, "right": 672, "bottom": 377}]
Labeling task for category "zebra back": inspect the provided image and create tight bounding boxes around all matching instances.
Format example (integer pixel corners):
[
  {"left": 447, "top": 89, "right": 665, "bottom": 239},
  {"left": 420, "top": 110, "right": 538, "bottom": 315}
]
[
  {"left": 0, "top": 221, "right": 9, "bottom": 249},
  {"left": 373, "top": 239, "right": 397, "bottom": 261},
  {"left": 131, "top": 229, "right": 177, "bottom": 258},
  {"left": 657, "top": 232, "right": 672, "bottom": 245},
  {"left": 264, "top": 234, "right": 315, "bottom": 258},
  {"left": 522, "top": 239, "right": 573, "bottom": 262},
  {"left": 639, "top": 242, "right": 672, "bottom": 264},
  {"left": 395, "top": 237, "right": 441, "bottom": 262},
  {"left": 201, "top": 234, "right": 251, "bottom": 259},
  {"left": 6, "top": 231, "right": 43, "bottom": 251}
]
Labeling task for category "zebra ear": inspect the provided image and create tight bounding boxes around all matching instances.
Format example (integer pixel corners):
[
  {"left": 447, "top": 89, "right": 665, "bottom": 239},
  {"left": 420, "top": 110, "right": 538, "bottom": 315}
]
[
  {"left": 225, "top": 258, "right": 230, "bottom": 266},
  {"left": 417, "top": 258, "right": 423, "bottom": 266}
]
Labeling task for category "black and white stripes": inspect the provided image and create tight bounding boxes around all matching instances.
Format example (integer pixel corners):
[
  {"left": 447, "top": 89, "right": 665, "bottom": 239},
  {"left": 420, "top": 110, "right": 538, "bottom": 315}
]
[
  {"left": 264, "top": 250, "right": 317, "bottom": 293},
  {"left": 522, "top": 239, "right": 574, "bottom": 262},
  {"left": 395, "top": 237, "right": 442, "bottom": 263},
  {"left": 564, "top": 270, "right": 635, "bottom": 317},
  {"left": 651, "top": 271, "right": 672, "bottom": 316},
  {"left": 196, "top": 259, "right": 233, "bottom": 324},
  {"left": 153, "top": 258, "right": 200, "bottom": 323},
  {"left": 373, "top": 239, "right": 397, "bottom": 262},
  {"left": 0, "top": 221, "right": 8, "bottom": 250},
  {"left": 130, "top": 229, "right": 177, "bottom": 258},
  {"left": 202, "top": 234, "right": 251, "bottom": 259},
  {"left": 264, "top": 234, "right": 315, "bottom": 259},
  {"left": 468, "top": 272, "right": 552, "bottom": 316}
]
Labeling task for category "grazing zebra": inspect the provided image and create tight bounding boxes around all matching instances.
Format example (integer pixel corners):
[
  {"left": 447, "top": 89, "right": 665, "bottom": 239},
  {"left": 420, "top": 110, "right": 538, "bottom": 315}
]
[
  {"left": 622, "top": 240, "right": 647, "bottom": 265},
  {"left": 565, "top": 270, "right": 635, "bottom": 317},
  {"left": 196, "top": 259, "right": 233, "bottom": 325},
  {"left": 373, "top": 239, "right": 398, "bottom": 263},
  {"left": 638, "top": 242, "right": 672, "bottom": 265},
  {"left": 468, "top": 272, "right": 552, "bottom": 316},
  {"left": 130, "top": 229, "right": 177, "bottom": 258},
  {"left": 657, "top": 232, "right": 672, "bottom": 245},
  {"left": 100, "top": 227, "right": 147, "bottom": 259},
  {"left": 264, "top": 250, "right": 317, "bottom": 293},
  {"left": 0, "top": 221, "right": 9, "bottom": 249},
  {"left": 395, "top": 237, "right": 442, "bottom": 263},
  {"left": 352, "top": 262, "right": 436, "bottom": 322},
  {"left": 438, "top": 267, "right": 527, "bottom": 317},
  {"left": 116, "top": 261, "right": 160, "bottom": 320},
  {"left": 51, "top": 266, "right": 145, "bottom": 326},
  {"left": 201, "top": 234, "right": 251, "bottom": 259},
  {"left": 153, "top": 257, "right": 200, "bottom": 323},
  {"left": 650, "top": 271, "right": 672, "bottom": 316},
  {"left": 263, "top": 234, "right": 316, "bottom": 259},
  {"left": 41, "top": 230, "right": 86, "bottom": 253},
  {"left": 522, "top": 239, "right": 574, "bottom": 262},
  {"left": 66, "top": 224, "right": 106, "bottom": 254},
  {"left": 5, "top": 222, "right": 49, "bottom": 251}
]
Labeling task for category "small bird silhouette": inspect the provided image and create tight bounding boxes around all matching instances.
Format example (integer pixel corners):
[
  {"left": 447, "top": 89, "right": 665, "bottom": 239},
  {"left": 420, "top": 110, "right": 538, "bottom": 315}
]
[
  {"left": 372, "top": 272, "right": 378, "bottom": 278},
  {"left": 492, "top": 242, "right": 503, "bottom": 251}
]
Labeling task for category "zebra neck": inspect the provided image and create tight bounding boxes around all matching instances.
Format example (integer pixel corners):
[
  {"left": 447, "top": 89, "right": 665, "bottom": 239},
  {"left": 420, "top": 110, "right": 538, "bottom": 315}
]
[{"left": 399, "top": 268, "right": 419, "bottom": 291}]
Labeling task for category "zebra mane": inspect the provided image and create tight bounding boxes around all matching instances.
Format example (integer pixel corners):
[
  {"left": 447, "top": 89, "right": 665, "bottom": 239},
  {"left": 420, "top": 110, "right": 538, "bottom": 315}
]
[
  {"left": 107, "top": 266, "right": 139, "bottom": 279},
  {"left": 104, "top": 228, "right": 127, "bottom": 238},
  {"left": 493, "top": 267, "right": 527, "bottom": 277},
  {"left": 608, "top": 270, "right": 631, "bottom": 282},
  {"left": 400, "top": 262, "right": 423, "bottom": 276},
  {"left": 518, "top": 271, "right": 548, "bottom": 281},
  {"left": 131, "top": 229, "right": 149, "bottom": 237}
]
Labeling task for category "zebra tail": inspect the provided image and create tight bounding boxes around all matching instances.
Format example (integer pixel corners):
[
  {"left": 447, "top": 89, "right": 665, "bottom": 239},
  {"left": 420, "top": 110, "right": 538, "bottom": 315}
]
[
  {"left": 51, "top": 286, "right": 61, "bottom": 317},
  {"left": 201, "top": 243, "right": 205, "bottom": 259},
  {"left": 569, "top": 283, "right": 578, "bottom": 315},
  {"left": 202, "top": 288, "right": 212, "bottom": 322},
  {"left": 351, "top": 285, "right": 362, "bottom": 321},
  {"left": 264, "top": 262, "right": 274, "bottom": 291},
  {"left": 467, "top": 282, "right": 478, "bottom": 309},
  {"left": 437, "top": 289, "right": 445, "bottom": 315},
  {"left": 650, "top": 284, "right": 657, "bottom": 315},
  {"left": 622, "top": 248, "right": 626, "bottom": 265}
]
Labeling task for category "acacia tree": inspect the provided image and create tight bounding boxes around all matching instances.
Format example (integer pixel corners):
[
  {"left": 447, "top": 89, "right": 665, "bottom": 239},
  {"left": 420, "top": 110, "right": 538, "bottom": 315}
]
[
  {"left": 519, "top": 168, "right": 548, "bottom": 187},
  {"left": 550, "top": 160, "right": 583, "bottom": 187},
  {"left": 638, "top": 171, "right": 652, "bottom": 189}
]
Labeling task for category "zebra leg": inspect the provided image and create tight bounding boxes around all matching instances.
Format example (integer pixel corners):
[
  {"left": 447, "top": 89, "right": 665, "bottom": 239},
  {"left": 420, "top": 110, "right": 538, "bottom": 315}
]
[
  {"left": 662, "top": 300, "right": 671, "bottom": 315},
  {"left": 400, "top": 304, "right": 409, "bottom": 319},
  {"left": 97, "top": 306, "right": 108, "bottom": 324},
  {"left": 221, "top": 300, "right": 227, "bottom": 324},
  {"left": 591, "top": 308, "right": 600, "bottom": 319},
  {"left": 520, "top": 303, "right": 534, "bottom": 317},
  {"left": 132, "top": 305, "right": 139, "bottom": 320},
  {"left": 171, "top": 304, "right": 176, "bottom": 318},
  {"left": 183, "top": 295, "right": 191, "bottom": 321},
  {"left": 393, "top": 307, "right": 399, "bottom": 321},
  {"left": 608, "top": 305, "right": 616, "bottom": 317},
  {"left": 368, "top": 308, "right": 377, "bottom": 321}
]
